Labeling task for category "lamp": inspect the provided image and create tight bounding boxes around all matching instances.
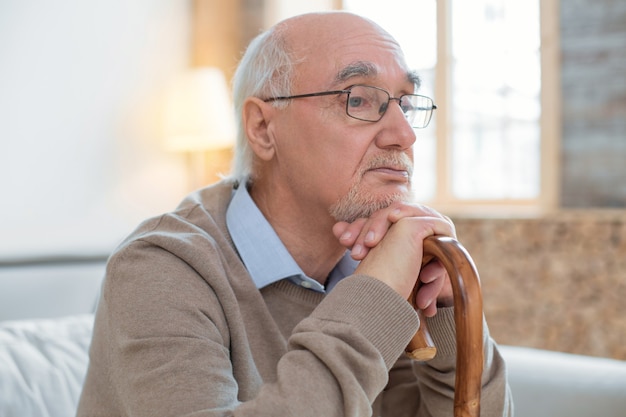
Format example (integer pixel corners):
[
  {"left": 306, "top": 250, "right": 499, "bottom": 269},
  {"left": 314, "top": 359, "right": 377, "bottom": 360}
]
[{"left": 164, "top": 67, "right": 236, "bottom": 189}]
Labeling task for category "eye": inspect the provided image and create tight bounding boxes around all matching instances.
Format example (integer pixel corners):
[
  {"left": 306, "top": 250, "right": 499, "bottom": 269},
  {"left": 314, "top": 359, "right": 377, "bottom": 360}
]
[
  {"left": 348, "top": 96, "right": 364, "bottom": 108},
  {"left": 400, "top": 97, "right": 416, "bottom": 114},
  {"left": 378, "top": 101, "right": 389, "bottom": 116}
]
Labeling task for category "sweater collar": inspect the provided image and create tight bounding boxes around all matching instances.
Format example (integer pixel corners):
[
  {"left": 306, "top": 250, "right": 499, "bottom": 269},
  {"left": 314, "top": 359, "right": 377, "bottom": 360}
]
[{"left": 225, "top": 182, "right": 357, "bottom": 293}]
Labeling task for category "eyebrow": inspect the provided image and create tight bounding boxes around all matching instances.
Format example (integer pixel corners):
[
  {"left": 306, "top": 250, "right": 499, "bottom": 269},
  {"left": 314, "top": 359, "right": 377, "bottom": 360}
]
[{"left": 334, "top": 61, "right": 421, "bottom": 90}]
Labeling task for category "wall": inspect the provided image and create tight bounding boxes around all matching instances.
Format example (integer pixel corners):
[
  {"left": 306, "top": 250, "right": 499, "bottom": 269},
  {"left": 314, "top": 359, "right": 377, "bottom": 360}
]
[
  {"left": 462, "top": 0, "right": 626, "bottom": 361},
  {"left": 0, "top": 0, "right": 192, "bottom": 259},
  {"left": 560, "top": 0, "right": 626, "bottom": 208},
  {"left": 454, "top": 212, "right": 626, "bottom": 361},
  {"left": 446, "top": 0, "right": 626, "bottom": 361}
]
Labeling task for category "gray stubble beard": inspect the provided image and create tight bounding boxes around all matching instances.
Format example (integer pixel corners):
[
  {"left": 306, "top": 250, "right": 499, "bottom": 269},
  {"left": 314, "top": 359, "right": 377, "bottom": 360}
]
[{"left": 329, "top": 152, "right": 414, "bottom": 223}]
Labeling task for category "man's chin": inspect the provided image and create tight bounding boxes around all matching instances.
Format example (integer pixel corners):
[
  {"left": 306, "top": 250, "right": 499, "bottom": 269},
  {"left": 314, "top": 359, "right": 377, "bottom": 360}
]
[{"left": 329, "top": 188, "right": 413, "bottom": 223}]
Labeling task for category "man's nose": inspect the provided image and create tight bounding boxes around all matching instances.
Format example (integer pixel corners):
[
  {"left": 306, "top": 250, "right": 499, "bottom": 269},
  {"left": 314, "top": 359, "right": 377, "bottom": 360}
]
[{"left": 375, "top": 99, "right": 417, "bottom": 149}]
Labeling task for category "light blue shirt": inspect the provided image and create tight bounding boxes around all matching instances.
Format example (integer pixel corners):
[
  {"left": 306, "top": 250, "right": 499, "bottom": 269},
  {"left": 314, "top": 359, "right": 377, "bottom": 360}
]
[{"left": 226, "top": 183, "right": 358, "bottom": 293}]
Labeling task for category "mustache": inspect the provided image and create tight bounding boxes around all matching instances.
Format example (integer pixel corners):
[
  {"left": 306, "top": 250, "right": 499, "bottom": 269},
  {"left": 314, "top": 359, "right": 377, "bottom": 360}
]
[{"left": 361, "top": 152, "right": 414, "bottom": 177}]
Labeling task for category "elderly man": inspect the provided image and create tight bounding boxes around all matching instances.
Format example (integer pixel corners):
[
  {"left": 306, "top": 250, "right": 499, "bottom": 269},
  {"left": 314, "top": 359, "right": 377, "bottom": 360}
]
[{"left": 78, "top": 11, "right": 512, "bottom": 417}]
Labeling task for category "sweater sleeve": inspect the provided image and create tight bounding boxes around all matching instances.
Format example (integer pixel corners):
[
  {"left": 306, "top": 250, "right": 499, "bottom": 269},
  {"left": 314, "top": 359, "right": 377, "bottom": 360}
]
[
  {"left": 237, "top": 274, "right": 422, "bottom": 417},
  {"left": 79, "top": 240, "right": 422, "bottom": 417},
  {"left": 381, "top": 307, "right": 514, "bottom": 417}
]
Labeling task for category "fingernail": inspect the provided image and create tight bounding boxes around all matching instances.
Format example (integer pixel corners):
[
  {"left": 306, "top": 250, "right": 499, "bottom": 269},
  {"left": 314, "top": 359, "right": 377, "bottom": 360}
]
[
  {"left": 340, "top": 231, "right": 352, "bottom": 241},
  {"left": 352, "top": 244, "right": 363, "bottom": 256},
  {"left": 365, "top": 231, "right": 375, "bottom": 243}
]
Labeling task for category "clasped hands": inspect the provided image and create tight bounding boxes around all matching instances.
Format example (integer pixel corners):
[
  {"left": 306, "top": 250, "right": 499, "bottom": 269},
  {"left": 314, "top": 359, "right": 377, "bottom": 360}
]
[{"left": 332, "top": 202, "right": 455, "bottom": 317}]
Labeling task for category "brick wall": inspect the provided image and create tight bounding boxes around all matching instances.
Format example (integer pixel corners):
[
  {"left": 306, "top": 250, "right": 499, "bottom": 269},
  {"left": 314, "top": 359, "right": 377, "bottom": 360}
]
[{"left": 560, "top": 0, "right": 626, "bottom": 207}]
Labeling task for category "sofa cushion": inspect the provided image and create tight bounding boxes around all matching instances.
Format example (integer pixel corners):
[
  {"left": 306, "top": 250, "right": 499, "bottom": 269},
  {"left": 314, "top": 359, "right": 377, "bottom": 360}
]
[
  {"left": 501, "top": 345, "right": 626, "bottom": 417},
  {"left": 0, "top": 314, "right": 94, "bottom": 417}
]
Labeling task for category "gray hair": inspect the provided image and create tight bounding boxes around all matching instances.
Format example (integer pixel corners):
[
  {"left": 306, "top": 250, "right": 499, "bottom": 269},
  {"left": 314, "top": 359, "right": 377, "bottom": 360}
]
[{"left": 229, "top": 25, "right": 296, "bottom": 182}]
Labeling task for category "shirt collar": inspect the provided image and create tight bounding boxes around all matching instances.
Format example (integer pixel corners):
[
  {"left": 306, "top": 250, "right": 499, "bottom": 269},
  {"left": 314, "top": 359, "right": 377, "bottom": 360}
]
[{"left": 226, "top": 183, "right": 357, "bottom": 293}]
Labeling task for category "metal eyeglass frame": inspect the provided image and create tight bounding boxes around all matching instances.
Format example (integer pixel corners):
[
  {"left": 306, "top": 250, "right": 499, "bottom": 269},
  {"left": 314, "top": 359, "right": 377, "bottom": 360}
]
[{"left": 263, "top": 84, "right": 437, "bottom": 128}]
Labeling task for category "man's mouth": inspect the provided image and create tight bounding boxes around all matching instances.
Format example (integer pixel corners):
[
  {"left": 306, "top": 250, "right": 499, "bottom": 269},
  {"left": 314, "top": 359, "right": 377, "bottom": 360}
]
[
  {"left": 367, "top": 166, "right": 410, "bottom": 179},
  {"left": 364, "top": 153, "right": 414, "bottom": 179}
]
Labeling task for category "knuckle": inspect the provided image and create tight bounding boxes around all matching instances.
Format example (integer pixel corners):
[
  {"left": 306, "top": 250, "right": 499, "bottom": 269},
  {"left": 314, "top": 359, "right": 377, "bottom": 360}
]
[{"left": 395, "top": 216, "right": 437, "bottom": 239}]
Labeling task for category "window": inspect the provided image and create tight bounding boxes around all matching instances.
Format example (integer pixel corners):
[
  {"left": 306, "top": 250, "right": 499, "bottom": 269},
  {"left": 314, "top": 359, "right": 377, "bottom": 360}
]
[
  {"left": 341, "top": 0, "right": 559, "bottom": 215},
  {"left": 265, "top": 0, "right": 559, "bottom": 215}
]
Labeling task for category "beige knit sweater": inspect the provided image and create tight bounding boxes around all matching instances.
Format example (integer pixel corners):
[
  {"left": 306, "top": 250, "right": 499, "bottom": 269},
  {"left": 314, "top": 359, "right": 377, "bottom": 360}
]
[{"left": 77, "top": 180, "right": 512, "bottom": 417}]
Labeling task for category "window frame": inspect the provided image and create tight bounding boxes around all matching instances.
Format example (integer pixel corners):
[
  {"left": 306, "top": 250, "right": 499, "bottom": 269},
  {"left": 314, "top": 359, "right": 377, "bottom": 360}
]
[{"left": 426, "top": 0, "right": 561, "bottom": 217}]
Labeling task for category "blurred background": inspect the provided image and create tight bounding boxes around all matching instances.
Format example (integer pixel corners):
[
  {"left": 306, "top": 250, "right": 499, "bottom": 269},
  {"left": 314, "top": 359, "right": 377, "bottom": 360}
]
[{"left": 0, "top": 0, "right": 624, "bottom": 360}]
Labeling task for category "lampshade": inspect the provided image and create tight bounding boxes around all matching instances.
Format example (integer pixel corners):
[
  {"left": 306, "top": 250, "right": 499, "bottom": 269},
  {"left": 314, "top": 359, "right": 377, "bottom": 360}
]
[{"left": 163, "top": 67, "right": 236, "bottom": 151}]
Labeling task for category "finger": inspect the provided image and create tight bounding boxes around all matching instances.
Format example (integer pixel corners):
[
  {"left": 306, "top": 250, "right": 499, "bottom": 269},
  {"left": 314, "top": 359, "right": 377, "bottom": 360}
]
[
  {"left": 355, "top": 216, "right": 452, "bottom": 298},
  {"left": 335, "top": 208, "right": 395, "bottom": 259},
  {"left": 351, "top": 202, "right": 445, "bottom": 258},
  {"left": 415, "top": 261, "right": 446, "bottom": 315},
  {"left": 388, "top": 204, "right": 457, "bottom": 239},
  {"left": 418, "top": 260, "right": 446, "bottom": 283},
  {"left": 335, "top": 219, "right": 378, "bottom": 260},
  {"left": 355, "top": 217, "right": 428, "bottom": 298},
  {"left": 415, "top": 277, "right": 445, "bottom": 317},
  {"left": 332, "top": 221, "right": 350, "bottom": 241},
  {"left": 420, "top": 261, "right": 454, "bottom": 307},
  {"left": 345, "top": 202, "right": 428, "bottom": 246},
  {"left": 334, "top": 203, "right": 456, "bottom": 261},
  {"left": 387, "top": 202, "right": 441, "bottom": 222},
  {"left": 423, "top": 299, "right": 438, "bottom": 317},
  {"left": 350, "top": 214, "right": 393, "bottom": 259},
  {"left": 333, "top": 218, "right": 367, "bottom": 248}
]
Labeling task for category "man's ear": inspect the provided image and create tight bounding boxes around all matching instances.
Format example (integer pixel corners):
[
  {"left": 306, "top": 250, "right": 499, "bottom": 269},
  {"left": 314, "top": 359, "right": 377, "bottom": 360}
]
[{"left": 242, "top": 97, "right": 276, "bottom": 162}]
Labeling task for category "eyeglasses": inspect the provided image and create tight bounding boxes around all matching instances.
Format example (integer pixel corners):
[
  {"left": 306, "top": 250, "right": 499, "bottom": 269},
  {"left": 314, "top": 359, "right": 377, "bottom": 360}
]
[{"left": 263, "top": 84, "right": 437, "bottom": 129}]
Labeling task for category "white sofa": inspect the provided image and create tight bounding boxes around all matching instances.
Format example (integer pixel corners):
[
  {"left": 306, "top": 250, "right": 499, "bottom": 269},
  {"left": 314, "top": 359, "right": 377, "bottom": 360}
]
[{"left": 1, "top": 259, "right": 625, "bottom": 417}]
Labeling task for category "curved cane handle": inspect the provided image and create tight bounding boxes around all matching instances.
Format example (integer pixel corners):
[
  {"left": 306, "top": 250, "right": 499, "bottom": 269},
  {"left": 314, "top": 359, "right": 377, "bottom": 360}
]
[{"left": 405, "top": 235, "right": 484, "bottom": 417}]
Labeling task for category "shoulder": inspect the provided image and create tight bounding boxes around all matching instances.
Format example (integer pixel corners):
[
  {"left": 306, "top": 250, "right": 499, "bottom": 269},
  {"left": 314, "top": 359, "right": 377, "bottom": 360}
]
[
  {"left": 104, "top": 179, "right": 246, "bottom": 293},
  {"left": 115, "top": 179, "right": 239, "bottom": 260}
]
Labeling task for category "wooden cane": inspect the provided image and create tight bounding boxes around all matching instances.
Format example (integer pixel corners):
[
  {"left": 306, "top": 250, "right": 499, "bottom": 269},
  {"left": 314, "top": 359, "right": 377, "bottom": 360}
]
[{"left": 405, "top": 235, "right": 484, "bottom": 417}]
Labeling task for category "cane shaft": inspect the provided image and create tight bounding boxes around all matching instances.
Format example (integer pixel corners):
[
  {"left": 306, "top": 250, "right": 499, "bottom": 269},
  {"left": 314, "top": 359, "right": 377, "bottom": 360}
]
[{"left": 405, "top": 236, "right": 484, "bottom": 417}]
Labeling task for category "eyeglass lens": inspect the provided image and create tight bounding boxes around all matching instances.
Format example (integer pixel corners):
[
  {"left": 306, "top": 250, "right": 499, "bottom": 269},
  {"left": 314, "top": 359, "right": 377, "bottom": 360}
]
[{"left": 346, "top": 85, "right": 434, "bottom": 128}]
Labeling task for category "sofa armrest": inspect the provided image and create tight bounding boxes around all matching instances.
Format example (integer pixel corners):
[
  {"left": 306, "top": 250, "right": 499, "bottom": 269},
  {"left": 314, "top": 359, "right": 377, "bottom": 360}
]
[
  {"left": 0, "top": 314, "right": 94, "bottom": 417},
  {"left": 500, "top": 345, "right": 626, "bottom": 417},
  {"left": 0, "top": 257, "right": 106, "bottom": 321}
]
